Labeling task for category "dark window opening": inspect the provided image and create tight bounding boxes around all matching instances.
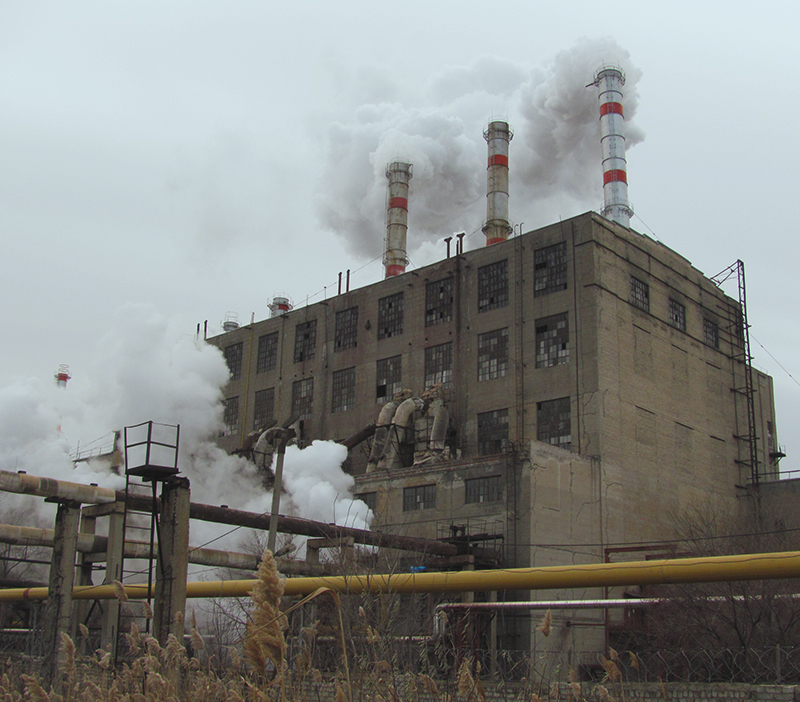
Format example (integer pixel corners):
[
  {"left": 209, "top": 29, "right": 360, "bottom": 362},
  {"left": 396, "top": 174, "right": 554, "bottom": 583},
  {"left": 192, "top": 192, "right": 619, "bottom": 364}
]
[
  {"left": 356, "top": 491, "right": 377, "bottom": 513},
  {"left": 294, "top": 320, "right": 317, "bottom": 363},
  {"left": 535, "top": 313, "right": 569, "bottom": 368},
  {"left": 478, "top": 328, "right": 509, "bottom": 381},
  {"left": 292, "top": 378, "right": 314, "bottom": 419},
  {"left": 334, "top": 307, "right": 359, "bottom": 351},
  {"left": 424, "top": 342, "right": 453, "bottom": 388},
  {"left": 332, "top": 367, "right": 356, "bottom": 413},
  {"left": 425, "top": 278, "right": 454, "bottom": 326},
  {"left": 376, "top": 355, "right": 402, "bottom": 403},
  {"left": 704, "top": 319, "right": 719, "bottom": 349},
  {"left": 403, "top": 484, "right": 436, "bottom": 511},
  {"left": 223, "top": 343, "right": 244, "bottom": 381},
  {"left": 534, "top": 243, "right": 568, "bottom": 297},
  {"left": 537, "top": 397, "right": 571, "bottom": 450},
  {"left": 252, "top": 387, "right": 275, "bottom": 431},
  {"left": 478, "top": 260, "right": 509, "bottom": 312},
  {"left": 477, "top": 409, "right": 509, "bottom": 455},
  {"left": 256, "top": 332, "right": 279, "bottom": 374},
  {"left": 465, "top": 475, "right": 502, "bottom": 503},
  {"left": 668, "top": 299, "right": 686, "bottom": 332},
  {"left": 378, "top": 292, "right": 404, "bottom": 340},
  {"left": 221, "top": 396, "right": 239, "bottom": 437},
  {"left": 630, "top": 276, "right": 649, "bottom": 312}
]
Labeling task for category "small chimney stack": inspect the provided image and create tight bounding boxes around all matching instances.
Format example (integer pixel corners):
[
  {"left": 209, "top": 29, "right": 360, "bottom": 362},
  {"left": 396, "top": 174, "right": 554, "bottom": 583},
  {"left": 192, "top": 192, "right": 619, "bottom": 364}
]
[
  {"left": 54, "top": 364, "right": 71, "bottom": 388},
  {"left": 269, "top": 296, "right": 293, "bottom": 318},
  {"left": 384, "top": 162, "right": 412, "bottom": 278},
  {"left": 482, "top": 120, "right": 513, "bottom": 246},
  {"left": 592, "top": 66, "right": 632, "bottom": 228}
]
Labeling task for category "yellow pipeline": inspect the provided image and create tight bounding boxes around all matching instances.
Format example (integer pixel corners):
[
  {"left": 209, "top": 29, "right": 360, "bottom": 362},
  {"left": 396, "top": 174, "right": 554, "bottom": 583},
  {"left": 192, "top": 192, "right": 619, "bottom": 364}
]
[{"left": 2, "top": 550, "right": 800, "bottom": 602}]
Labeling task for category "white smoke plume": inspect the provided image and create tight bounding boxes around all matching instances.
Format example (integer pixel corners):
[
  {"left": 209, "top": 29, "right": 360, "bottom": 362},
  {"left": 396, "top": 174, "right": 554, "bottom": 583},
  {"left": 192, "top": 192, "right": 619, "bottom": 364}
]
[
  {"left": 0, "top": 303, "right": 372, "bottom": 558},
  {"left": 316, "top": 38, "right": 644, "bottom": 261}
]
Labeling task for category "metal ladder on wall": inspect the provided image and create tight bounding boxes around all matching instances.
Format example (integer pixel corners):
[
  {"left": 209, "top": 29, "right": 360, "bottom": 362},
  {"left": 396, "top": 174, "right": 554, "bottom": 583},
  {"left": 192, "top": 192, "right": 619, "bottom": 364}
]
[{"left": 712, "top": 260, "right": 760, "bottom": 485}]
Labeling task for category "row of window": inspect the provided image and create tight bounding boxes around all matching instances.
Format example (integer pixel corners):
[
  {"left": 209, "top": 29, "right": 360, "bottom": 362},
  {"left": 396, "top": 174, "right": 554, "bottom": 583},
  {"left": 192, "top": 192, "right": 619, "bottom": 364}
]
[
  {"left": 630, "top": 276, "right": 721, "bottom": 350},
  {"left": 223, "top": 242, "right": 571, "bottom": 380},
  {"left": 227, "top": 313, "right": 571, "bottom": 387},
  {"left": 357, "top": 474, "right": 504, "bottom": 514}
]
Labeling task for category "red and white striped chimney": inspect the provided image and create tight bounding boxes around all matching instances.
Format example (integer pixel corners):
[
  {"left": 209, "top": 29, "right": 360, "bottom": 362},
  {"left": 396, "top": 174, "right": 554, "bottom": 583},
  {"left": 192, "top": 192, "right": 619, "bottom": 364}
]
[
  {"left": 482, "top": 120, "right": 513, "bottom": 246},
  {"left": 383, "top": 162, "right": 412, "bottom": 278},
  {"left": 54, "top": 364, "right": 71, "bottom": 388},
  {"left": 593, "top": 66, "right": 632, "bottom": 228}
]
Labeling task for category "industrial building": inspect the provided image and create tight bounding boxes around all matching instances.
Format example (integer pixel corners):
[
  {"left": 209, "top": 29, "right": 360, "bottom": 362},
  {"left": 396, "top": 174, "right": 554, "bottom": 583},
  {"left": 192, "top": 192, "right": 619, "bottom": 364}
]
[{"left": 207, "top": 67, "right": 782, "bottom": 660}]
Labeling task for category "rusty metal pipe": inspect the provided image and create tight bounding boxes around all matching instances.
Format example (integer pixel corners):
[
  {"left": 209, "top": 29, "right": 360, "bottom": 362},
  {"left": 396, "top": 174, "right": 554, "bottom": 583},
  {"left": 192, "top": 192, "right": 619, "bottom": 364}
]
[{"left": 122, "top": 493, "right": 457, "bottom": 556}]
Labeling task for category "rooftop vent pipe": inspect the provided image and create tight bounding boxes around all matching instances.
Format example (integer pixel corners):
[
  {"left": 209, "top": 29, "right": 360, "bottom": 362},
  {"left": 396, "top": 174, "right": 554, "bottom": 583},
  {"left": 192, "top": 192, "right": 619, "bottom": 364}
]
[
  {"left": 221, "top": 312, "right": 240, "bottom": 332},
  {"left": 592, "top": 66, "right": 632, "bottom": 228},
  {"left": 54, "top": 364, "right": 71, "bottom": 388},
  {"left": 383, "top": 162, "right": 412, "bottom": 278},
  {"left": 268, "top": 296, "right": 293, "bottom": 318},
  {"left": 482, "top": 121, "right": 513, "bottom": 246}
]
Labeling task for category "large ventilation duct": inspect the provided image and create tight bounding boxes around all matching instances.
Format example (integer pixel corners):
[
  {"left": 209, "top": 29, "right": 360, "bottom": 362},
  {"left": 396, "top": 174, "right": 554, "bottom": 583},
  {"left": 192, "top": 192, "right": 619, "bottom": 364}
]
[
  {"left": 383, "top": 162, "right": 412, "bottom": 278},
  {"left": 592, "top": 66, "right": 632, "bottom": 228},
  {"left": 481, "top": 120, "right": 513, "bottom": 246}
]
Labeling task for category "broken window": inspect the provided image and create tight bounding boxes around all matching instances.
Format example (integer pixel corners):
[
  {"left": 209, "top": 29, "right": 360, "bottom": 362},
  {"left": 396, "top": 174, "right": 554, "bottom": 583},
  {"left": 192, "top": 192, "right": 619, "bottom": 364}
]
[
  {"left": 424, "top": 342, "right": 453, "bottom": 388},
  {"left": 376, "top": 355, "right": 402, "bottom": 403},
  {"left": 221, "top": 396, "right": 239, "bottom": 436},
  {"left": 425, "top": 277, "right": 454, "bottom": 326},
  {"left": 378, "top": 292, "right": 404, "bottom": 340},
  {"left": 535, "top": 313, "right": 569, "bottom": 368},
  {"left": 291, "top": 378, "right": 314, "bottom": 419},
  {"left": 293, "top": 320, "right": 317, "bottom": 363},
  {"left": 332, "top": 367, "right": 356, "bottom": 413},
  {"left": 477, "top": 328, "right": 509, "bottom": 381},
  {"left": 403, "top": 484, "right": 436, "bottom": 511},
  {"left": 252, "top": 387, "right": 275, "bottom": 431},
  {"left": 668, "top": 299, "right": 686, "bottom": 332},
  {"left": 256, "top": 332, "right": 279, "bottom": 374},
  {"left": 704, "top": 318, "right": 719, "bottom": 349},
  {"left": 356, "top": 491, "right": 377, "bottom": 513},
  {"left": 537, "top": 397, "right": 571, "bottom": 450},
  {"left": 334, "top": 307, "right": 359, "bottom": 351},
  {"left": 534, "top": 242, "right": 568, "bottom": 297},
  {"left": 477, "top": 409, "right": 509, "bottom": 455},
  {"left": 465, "top": 475, "right": 502, "bottom": 504},
  {"left": 478, "top": 260, "right": 509, "bottom": 312},
  {"left": 630, "top": 276, "right": 649, "bottom": 312},
  {"left": 223, "top": 343, "right": 243, "bottom": 381}
]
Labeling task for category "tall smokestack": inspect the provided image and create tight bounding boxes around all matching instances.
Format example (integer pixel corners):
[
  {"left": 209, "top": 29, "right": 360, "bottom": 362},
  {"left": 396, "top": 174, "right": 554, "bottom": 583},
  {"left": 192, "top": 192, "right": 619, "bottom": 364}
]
[
  {"left": 384, "top": 162, "right": 412, "bottom": 278},
  {"left": 54, "top": 364, "right": 71, "bottom": 389},
  {"left": 482, "top": 120, "right": 513, "bottom": 246},
  {"left": 593, "top": 66, "right": 632, "bottom": 228}
]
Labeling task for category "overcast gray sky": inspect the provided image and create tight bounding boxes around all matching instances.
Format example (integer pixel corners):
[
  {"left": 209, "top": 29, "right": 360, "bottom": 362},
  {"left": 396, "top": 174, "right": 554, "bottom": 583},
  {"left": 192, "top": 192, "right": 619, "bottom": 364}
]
[{"left": 2, "top": 1, "right": 799, "bottom": 466}]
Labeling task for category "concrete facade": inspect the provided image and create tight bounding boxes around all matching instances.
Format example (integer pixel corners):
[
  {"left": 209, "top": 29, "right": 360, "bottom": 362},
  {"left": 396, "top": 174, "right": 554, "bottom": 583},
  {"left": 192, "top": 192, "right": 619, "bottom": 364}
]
[{"left": 209, "top": 211, "right": 780, "bottom": 659}]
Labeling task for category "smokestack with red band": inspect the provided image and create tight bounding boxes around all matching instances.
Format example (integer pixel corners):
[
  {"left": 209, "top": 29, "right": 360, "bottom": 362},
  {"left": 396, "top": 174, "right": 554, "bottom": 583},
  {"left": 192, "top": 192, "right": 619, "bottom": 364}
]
[
  {"left": 482, "top": 121, "right": 513, "bottom": 246},
  {"left": 383, "top": 162, "right": 412, "bottom": 278},
  {"left": 593, "top": 66, "right": 632, "bottom": 228},
  {"left": 54, "top": 364, "right": 71, "bottom": 389}
]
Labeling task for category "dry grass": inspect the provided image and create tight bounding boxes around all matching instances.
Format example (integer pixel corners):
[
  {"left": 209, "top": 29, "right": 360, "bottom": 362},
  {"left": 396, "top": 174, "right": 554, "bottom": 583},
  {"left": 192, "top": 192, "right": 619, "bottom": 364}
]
[{"left": 0, "top": 552, "right": 638, "bottom": 701}]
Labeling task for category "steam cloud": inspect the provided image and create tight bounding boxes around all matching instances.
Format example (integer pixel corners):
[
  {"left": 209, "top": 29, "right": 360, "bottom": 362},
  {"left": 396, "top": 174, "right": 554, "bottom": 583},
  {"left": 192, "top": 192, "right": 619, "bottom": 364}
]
[
  {"left": 0, "top": 304, "right": 372, "bottom": 553},
  {"left": 316, "top": 38, "right": 644, "bottom": 262}
]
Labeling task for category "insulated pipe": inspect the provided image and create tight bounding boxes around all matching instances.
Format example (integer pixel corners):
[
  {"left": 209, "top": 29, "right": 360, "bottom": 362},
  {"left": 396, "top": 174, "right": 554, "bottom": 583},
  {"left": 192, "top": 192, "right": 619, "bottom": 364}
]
[
  {"left": 481, "top": 121, "right": 513, "bottom": 246},
  {"left": 592, "top": 66, "right": 632, "bottom": 228},
  {"left": 429, "top": 402, "right": 449, "bottom": 451},
  {"left": 4, "top": 550, "right": 800, "bottom": 602},
  {"left": 378, "top": 397, "right": 424, "bottom": 469},
  {"left": 367, "top": 399, "right": 404, "bottom": 470},
  {"left": 384, "top": 162, "right": 412, "bottom": 278},
  {"left": 0, "top": 470, "right": 117, "bottom": 505}
]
